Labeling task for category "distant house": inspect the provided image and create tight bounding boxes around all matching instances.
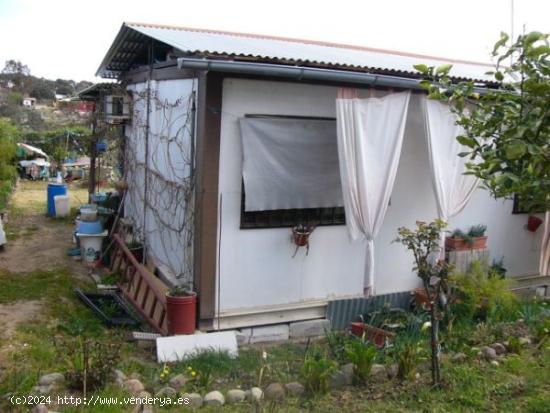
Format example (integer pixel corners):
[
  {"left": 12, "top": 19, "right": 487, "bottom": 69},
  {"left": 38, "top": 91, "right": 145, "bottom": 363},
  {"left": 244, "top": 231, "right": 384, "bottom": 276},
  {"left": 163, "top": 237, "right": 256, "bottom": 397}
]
[
  {"left": 22, "top": 97, "right": 36, "bottom": 108},
  {"left": 94, "top": 22, "right": 547, "bottom": 333}
]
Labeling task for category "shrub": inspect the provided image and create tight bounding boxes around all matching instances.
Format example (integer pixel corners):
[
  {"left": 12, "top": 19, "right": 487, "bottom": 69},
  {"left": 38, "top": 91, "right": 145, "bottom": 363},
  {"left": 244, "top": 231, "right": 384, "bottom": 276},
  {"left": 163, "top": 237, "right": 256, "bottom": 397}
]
[
  {"left": 344, "top": 337, "right": 377, "bottom": 384},
  {"left": 451, "top": 261, "right": 517, "bottom": 322},
  {"left": 56, "top": 335, "right": 120, "bottom": 393},
  {"left": 300, "top": 347, "right": 337, "bottom": 394},
  {"left": 395, "top": 341, "right": 421, "bottom": 381}
]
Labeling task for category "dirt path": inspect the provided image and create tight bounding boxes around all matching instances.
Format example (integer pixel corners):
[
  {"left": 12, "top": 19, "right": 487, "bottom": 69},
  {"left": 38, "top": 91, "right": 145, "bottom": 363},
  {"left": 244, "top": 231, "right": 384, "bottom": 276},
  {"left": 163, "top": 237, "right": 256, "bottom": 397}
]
[
  {"left": 0, "top": 180, "right": 88, "bottom": 274},
  {"left": 0, "top": 180, "right": 91, "bottom": 341}
]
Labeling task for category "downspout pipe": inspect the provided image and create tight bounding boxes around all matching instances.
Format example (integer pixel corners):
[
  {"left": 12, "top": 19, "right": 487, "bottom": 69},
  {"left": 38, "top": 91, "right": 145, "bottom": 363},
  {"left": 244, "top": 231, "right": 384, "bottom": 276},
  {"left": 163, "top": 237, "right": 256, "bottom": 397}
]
[{"left": 177, "top": 57, "right": 489, "bottom": 94}]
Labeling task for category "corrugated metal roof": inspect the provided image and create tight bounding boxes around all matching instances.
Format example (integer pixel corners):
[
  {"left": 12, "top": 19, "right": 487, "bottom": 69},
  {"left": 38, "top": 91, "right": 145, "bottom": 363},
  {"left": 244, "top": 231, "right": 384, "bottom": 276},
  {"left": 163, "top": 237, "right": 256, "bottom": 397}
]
[{"left": 97, "top": 22, "right": 494, "bottom": 82}]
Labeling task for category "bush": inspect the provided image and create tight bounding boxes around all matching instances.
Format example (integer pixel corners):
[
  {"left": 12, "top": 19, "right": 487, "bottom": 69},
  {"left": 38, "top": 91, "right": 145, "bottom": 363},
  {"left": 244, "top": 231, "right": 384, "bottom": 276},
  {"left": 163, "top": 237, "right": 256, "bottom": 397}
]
[{"left": 451, "top": 261, "right": 517, "bottom": 322}]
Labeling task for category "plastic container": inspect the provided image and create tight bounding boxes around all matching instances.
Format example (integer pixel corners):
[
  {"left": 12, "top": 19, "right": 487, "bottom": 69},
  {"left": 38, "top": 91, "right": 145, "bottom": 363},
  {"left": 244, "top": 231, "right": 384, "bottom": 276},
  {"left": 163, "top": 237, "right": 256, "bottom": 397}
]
[
  {"left": 47, "top": 183, "right": 67, "bottom": 217},
  {"left": 80, "top": 208, "right": 98, "bottom": 222},
  {"left": 76, "top": 219, "right": 103, "bottom": 234},
  {"left": 54, "top": 195, "right": 70, "bottom": 218},
  {"left": 77, "top": 230, "right": 108, "bottom": 266},
  {"left": 166, "top": 292, "right": 197, "bottom": 335},
  {"left": 96, "top": 142, "right": 108, "bottom": 152}
]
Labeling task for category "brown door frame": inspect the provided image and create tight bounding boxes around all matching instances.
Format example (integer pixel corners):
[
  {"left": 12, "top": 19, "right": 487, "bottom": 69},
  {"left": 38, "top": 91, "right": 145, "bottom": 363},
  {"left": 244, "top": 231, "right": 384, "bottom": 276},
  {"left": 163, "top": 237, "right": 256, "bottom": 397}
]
[{"left": 194, "top": 72, "right": 223, "bottom": 328}]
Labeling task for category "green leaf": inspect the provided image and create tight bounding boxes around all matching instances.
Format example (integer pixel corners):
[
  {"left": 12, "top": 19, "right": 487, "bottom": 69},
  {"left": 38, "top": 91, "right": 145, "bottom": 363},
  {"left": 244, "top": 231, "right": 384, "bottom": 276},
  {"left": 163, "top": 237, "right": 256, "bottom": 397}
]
[
  {"left": 527, "top": 144, "right": 542, "bottom": 155},
  {"left": 528, "top": 45, "right": 550, "bottom": 57},
  {"left": 492, "top": 32, "right": 509, "bottom": 55},
  {"left": 505, "top": 141, "right": 527, "bottom": 160},
  {"left": 456, "top": 136, "right": 477, "bottom": 148},
  {"left": 525, "top": 31, "right": 543, "bottom": 45},
  {"left": 413, "top": 64, "right": 430, "bottom": 75},
  {"left": 436, "top": 64, "right": 453, "bottom": 75},
  {"left": 418, "top": 80, "right": 432, "bottom": 90}
]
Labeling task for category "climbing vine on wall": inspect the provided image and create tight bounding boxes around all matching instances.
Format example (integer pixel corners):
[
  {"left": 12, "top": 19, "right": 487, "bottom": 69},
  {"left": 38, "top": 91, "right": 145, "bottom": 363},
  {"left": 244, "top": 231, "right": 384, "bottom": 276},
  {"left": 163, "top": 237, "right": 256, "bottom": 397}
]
[{"left": 124, "top": 80, "right": 196, "bottom": 285}]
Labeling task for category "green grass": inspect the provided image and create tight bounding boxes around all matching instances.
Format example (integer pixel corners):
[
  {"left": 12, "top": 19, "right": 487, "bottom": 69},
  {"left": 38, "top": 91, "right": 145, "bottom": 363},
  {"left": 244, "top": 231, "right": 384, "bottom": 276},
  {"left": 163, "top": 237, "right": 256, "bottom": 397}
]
[{"left": 0, "top": 268, "right": 77, "bottom": 304}]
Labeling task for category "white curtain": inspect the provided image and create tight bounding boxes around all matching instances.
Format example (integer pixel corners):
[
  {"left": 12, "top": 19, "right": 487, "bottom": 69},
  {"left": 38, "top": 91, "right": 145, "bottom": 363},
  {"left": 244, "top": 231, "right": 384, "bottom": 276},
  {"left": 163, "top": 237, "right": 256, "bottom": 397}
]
[
  {"left": 336, "top": 90, "right": 411, "bottom": 295},
  {"left": 422, "top": 97, "right": 479, "bottom": 256},
  {"left": 239, "top": 117, "right": 343, "bottom": 211},
  {"left": 541, "top": 212, "right": 550, "bottom": 276}
]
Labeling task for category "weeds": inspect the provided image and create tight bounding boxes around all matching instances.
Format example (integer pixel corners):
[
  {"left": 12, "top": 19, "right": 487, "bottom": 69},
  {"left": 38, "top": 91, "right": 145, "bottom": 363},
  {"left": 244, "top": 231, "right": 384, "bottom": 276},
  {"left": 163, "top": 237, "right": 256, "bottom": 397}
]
[
  {"left": 300, "top": 346, "right": 337, "bottom": 394},
  {"left": 344, "top": 337, "right": 377, "bottom": 384}
]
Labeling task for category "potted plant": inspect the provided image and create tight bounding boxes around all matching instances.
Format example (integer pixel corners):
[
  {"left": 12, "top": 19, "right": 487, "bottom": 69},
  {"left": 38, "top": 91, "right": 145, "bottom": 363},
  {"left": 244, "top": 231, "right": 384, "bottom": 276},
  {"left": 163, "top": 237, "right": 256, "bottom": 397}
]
[
  {"left": 445, "top": 224, "right": 487, "bottom": 251},
  {"left": 291, "top": 223, "right": 315, "bottom": 257},
  {"left": 166, "top": 285, "right": 197, "bottom": 335}
]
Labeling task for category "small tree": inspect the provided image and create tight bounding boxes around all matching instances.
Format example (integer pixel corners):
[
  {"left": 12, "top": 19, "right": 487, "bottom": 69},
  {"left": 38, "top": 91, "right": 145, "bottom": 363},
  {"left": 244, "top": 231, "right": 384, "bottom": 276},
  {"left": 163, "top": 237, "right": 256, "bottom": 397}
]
[
  {"left": 394, "top": 219, "right": 451, "bottom": 386},
  {"left": 414, "top": 31, "right": 550, "bottom": 213}
]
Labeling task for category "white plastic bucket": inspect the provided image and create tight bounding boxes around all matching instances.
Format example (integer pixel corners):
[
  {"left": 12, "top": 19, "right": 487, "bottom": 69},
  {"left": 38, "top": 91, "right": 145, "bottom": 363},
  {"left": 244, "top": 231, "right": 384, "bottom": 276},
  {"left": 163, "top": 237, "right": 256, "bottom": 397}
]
[
  {"left": 77, "top": 230, "right": 108, "bottom": 266},
  {"left": 80, "top": 207, "right": 98, "bottom": 222},
  {"left": 54, "top": 195, "right": 70, "bottom": 218}
]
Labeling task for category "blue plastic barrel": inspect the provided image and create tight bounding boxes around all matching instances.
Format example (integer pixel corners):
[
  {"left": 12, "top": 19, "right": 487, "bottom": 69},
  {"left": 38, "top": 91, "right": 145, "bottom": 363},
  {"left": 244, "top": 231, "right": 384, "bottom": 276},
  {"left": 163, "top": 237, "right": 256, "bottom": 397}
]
[{"left": 47, "top": 183, "right": 67, "bottom": 217}]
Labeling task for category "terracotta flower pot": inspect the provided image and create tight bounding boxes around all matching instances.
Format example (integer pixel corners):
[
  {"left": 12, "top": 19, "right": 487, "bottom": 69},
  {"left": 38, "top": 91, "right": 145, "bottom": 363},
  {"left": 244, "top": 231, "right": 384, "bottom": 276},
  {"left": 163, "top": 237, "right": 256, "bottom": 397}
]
[
  {"left": 350, "top": 322, "right": 395, "bottom": 348},
  {"left": 527, "top": 215, "right": 543, "bottom": 232},
  {"left": 445, "top": 236, "right": 487, "bottom": 251}
]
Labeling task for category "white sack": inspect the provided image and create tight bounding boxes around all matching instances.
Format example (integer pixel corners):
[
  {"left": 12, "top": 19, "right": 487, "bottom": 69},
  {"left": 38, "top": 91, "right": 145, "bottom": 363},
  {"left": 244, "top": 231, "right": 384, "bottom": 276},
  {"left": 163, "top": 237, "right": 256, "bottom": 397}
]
[
  {"left": 239, "top": 117, "right": 343, "bottom": 211},
  {"left": 336, "top": 91, "right": 411, "bottom": 295}
]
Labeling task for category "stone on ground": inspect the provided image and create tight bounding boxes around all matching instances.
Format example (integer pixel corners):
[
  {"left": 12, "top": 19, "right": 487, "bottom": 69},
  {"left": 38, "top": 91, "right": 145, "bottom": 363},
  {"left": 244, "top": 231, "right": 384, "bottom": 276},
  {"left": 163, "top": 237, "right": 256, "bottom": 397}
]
[
  {"left": 370, "top": 364, "right": 386, "bottom": 379},
  {"left": 124, "top": 379, "right": 145, "bottom": 394},
  {"left": 264, "top": 382, "right": 285, "bottom": 401},
  {"left": 387, "top": 363, "right": 399, "bottom": 379},
  {"left": 491, "top": 343, "right": 506, "bottom": 355},
  {"left": 226, "top": 389, "right": 246, "bottom": 404},
  {"left": 245, "top": 387, "right": 263, "bottom": 403},
  {"left": 481, "top": 346, "right": 497, "bottom": 361},
  {"left": 452, "top": 352, "right": 467, "bottom": 363},
  {"left": 155, "top": 386, "right": 177, "bottom": 397},
  {"left": 284, "top": 382, "right": 305, "bottom": 397},
  {"left": 168, "top": 373, "right": 188, "bottom": 389},
  {"left": 204, "top": 390, "right": 225, "bottom": 406},
  {"left": 182, "top": 393, "right": 203, "bottom": 408},
  {"left": 330, "top": 363, "right": 354, "bottom": 390},
  {"left": 38, "top": 372, "right": 64, "bottom": 386}
]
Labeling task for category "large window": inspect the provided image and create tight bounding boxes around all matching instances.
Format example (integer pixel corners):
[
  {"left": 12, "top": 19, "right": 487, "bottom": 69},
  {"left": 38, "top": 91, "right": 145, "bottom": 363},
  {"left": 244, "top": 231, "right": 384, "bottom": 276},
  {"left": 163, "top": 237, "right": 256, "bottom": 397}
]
[{"left": 239, "top": 115, "right": 345, "bottom": 229}]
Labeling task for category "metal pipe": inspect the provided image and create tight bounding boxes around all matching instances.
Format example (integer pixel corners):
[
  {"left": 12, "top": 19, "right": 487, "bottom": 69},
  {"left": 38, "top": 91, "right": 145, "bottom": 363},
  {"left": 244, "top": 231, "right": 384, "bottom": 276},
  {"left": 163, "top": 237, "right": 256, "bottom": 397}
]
[{"left": 177, "top": 57, "right": 490, "bottom": 94}]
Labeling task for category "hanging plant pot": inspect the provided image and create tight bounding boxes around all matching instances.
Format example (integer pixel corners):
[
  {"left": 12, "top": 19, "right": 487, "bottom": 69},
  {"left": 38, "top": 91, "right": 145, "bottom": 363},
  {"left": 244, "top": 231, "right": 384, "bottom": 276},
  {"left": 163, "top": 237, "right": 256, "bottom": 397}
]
[
  {"left": 293, "top": 230, "right": 310, "bottom": 247},
  {"left": 527, "top": 215, "right": 543, "bottom": 232},
  {"left": 291, "top": 224, "right": 315, "bottom": 257}
]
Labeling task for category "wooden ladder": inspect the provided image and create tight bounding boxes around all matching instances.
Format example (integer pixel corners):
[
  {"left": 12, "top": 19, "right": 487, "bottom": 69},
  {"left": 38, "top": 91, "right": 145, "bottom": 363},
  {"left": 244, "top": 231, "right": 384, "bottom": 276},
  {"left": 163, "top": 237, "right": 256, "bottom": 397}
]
[{"left": 110, "top": 234, "right": 169, "bottom": 335}]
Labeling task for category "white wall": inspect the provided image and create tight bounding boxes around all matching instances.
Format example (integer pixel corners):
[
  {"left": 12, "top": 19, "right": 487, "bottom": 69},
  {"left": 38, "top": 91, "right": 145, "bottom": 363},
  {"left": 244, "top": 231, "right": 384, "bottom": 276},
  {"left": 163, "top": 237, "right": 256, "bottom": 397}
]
[
  {"left": 218, "top": 78, "right": 542, "bottom": 312},
  {"left": 125, "top": 78, "right": 197, "bottom": 283}
]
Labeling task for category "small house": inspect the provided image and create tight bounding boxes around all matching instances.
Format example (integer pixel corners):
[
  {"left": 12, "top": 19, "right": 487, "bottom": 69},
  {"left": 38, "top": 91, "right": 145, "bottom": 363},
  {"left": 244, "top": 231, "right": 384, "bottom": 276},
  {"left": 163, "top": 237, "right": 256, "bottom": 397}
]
[
  {"left": 22, "top": 97, "right": 36, "bottom": 108},
  {"left": 95, "top": 22, "right": 547, "bottom": 333}
]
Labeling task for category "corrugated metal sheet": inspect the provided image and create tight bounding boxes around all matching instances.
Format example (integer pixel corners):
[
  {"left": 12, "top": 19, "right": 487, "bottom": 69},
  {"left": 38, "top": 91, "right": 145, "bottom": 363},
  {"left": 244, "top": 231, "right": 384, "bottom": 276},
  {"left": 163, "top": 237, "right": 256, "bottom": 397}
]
[
  {"left": 97, "top": 22, "right": 494, "bottom": 82},
  {"left": 327, "top": 291, "right": 412, "bottom": 331}
]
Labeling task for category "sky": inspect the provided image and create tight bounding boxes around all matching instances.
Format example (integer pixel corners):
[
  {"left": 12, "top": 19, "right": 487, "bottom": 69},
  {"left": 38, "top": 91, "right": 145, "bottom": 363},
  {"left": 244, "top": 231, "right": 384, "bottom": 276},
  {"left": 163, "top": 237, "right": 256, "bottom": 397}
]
[{"left": 0, "top": 0, "right": 548, "bottom": 82}]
